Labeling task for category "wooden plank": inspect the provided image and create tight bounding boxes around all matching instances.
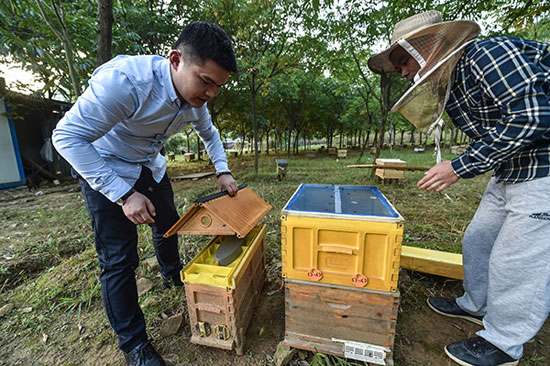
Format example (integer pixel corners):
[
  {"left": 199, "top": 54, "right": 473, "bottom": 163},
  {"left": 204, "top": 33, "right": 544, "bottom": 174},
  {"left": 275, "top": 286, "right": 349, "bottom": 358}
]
[
  {"left": 171, "top": 171, "right": 215, "bottom": 180},
  {"left": 345, "top": 164, "right": 430, "bottom": 171},
  {"left": 400, "top": 246, "right": 463, "bottom": 280}
]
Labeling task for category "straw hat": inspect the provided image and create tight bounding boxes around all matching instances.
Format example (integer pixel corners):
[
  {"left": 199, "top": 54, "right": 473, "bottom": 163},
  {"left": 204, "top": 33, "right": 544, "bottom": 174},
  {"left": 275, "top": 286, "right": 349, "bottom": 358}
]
[{"left": 368, "top": 10, "right": 480, "bottom": 74}]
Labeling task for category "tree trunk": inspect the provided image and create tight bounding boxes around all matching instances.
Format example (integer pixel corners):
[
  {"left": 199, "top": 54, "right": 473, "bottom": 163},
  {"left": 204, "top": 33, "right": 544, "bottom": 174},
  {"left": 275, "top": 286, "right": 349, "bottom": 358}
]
[
  {"left": 251, "top": 71, "right": 259, "bottom": 173},
  {"left": 372, "top": 72, "right": 392, "bottom": 177},
  {"left": 196, "top": 134, "right": 202, "bottom": 160},
  {"left": 287, "top": 129, "right": 291, "bottom": 157},
  {"left": 96, "top": 0, "right": 113, "bottom": 67},
  {"left": 35, "top": 0, "right": 81, "bottom": 97}
]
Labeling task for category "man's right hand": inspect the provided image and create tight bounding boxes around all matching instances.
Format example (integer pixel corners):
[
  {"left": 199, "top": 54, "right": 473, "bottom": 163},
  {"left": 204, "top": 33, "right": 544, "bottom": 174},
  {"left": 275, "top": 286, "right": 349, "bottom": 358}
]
[{"left": 122, "top": 191, "right": 156, "bottom": 225}]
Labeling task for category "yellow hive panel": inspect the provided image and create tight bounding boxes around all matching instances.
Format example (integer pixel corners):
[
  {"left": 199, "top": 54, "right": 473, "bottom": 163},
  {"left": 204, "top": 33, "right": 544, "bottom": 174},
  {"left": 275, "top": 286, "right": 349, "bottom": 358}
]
[
  {"left": 181, "top": 225, "right": 265, "bottom": 288},
  {"left": 281, "top": 215, "right": 403, "bottom": 292}
]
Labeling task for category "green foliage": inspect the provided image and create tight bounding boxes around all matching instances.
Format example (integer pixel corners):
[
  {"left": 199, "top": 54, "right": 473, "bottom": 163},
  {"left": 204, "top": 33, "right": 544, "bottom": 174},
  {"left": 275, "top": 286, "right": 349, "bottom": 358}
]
[
  {"left": 2, "top": 0, "right": 545, "bottom": 153},
  {"left": 164, "top": 133, "right": 187, "bottom": 154},
  {"left": 53, "top": 275, "right": 101, "bottom": 317},
  {"left": 309, "top": 352, "right": 366, "bottom": 366}
]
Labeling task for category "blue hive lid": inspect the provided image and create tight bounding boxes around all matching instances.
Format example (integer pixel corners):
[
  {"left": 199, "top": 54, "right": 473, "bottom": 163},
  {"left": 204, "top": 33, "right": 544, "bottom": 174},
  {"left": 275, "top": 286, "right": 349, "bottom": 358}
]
[{"left": 281, "top": 184, "right": 403, "bottom": 222}]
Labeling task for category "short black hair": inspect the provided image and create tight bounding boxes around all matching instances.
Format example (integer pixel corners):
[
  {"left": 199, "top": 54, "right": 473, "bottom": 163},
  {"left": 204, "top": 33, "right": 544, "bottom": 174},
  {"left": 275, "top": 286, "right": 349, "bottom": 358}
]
[{"left": 175, "top": 22, "right": 238, "bottom": 73}]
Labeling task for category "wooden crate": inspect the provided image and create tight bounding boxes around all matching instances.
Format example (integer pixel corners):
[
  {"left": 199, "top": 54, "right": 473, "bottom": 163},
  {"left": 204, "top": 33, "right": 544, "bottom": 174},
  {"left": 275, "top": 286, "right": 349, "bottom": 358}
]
[
  {"left": 375, "top": 159, "right": 407, "bottom": 180},
  {"left": 184, "top": 152, "right": 195, "bottom": 161},
  {"left": 328, "top": 147, "right": 337, "bottom": 156},
  {"left": 184, "top": 226, "right": 266, "bottom": 354},
  {"left": 337, "top": 149, "right": 347, "bottom": 158},
  {"left": 285, "top": 279, "right": 399, "bottom": 365}
]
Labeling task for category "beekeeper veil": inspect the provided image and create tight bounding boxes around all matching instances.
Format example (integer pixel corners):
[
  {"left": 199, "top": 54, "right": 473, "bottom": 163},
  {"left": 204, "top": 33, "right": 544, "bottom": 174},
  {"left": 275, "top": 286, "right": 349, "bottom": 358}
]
[{"left": 368, "top": 10, "right": 480, "bottom": 135}]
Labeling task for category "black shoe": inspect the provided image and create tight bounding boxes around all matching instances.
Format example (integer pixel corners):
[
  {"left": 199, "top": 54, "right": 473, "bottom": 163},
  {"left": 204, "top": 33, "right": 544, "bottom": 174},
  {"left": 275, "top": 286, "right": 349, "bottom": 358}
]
[
  {"left": 427, "top": 297, "right": 483, "bottom": 325},
  {"left": 162, "top": 274, "right": 184, "bottom": 289},
  {"left": 124, "top": 340, "right": 165, "bottom": 366},
  {"left": 445, "top": 337, "right": 519, "bottom": 366}
]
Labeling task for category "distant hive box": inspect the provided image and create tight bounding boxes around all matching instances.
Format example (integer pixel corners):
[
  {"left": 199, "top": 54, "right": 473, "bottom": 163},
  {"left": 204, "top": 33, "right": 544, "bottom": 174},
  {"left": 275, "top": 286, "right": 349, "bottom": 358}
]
[
  {"left": 182, "top": 225, "right": 266, "bottom": 355},
  {"left": 375, "top": 159, "right": 407, "bottom": 180},
  {"left": 276, "top": 159, "right": 288, "bottom": 180},
  {"left": 284, "top": 279, "right": 400, "bottom": 365},
  {"left": 328, "top": 147, "right": 337, "bottom": 156},
  {"left": 281, "top": 184, "right": 404, "bottom": 292},
  {"left": 337, "top": 149, "right": 347, "bottom": 158},
  {"left": 184, "top": 152, "right": 195, "bottom": 161}
]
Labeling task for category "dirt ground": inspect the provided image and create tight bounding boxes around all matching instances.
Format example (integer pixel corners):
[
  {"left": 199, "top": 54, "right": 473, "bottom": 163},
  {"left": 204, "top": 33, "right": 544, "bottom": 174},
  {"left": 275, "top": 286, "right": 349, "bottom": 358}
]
[{"left": 1, "top": 181, "right": 549, "bottom": 366}]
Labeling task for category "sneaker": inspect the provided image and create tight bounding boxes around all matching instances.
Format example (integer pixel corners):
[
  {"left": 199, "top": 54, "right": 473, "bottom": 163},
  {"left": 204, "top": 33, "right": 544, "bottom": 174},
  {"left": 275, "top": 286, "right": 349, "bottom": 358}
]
[
  {"left": 427, "top": 297, "right": 483, "bottom": 325},
  {"left": 124, "top": 340, "right": 165, "bottom": 366},
  {"left": 162, "top": 274, "right": 184, "bottom": 289},
  {"left": 445, "top": 337, "right": 519, "bottom": 366}
]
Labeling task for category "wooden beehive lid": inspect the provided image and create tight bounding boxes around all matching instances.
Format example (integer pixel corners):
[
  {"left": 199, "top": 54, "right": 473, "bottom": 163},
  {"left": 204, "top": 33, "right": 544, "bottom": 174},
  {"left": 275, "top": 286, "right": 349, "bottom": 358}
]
[
  {"left": 163, "top": 184, "right": 272, "bottom": 238},
  {"left": 376, "top": 158, "right": 407, "bottom": 167}
]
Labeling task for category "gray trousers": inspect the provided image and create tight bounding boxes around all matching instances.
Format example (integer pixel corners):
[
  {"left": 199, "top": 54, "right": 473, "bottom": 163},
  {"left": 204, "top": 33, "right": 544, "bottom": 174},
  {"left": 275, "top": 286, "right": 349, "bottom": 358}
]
[{"left": 456, "top": 176, "right": 550, "bottom": 359}]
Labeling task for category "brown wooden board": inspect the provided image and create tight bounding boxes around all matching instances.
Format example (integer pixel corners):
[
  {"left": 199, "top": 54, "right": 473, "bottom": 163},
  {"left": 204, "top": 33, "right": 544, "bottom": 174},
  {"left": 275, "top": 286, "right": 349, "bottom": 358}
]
[
  {"left": 164, "top": 186, "right": 272, "bottom": 238},
  {"left": 285, "top": 279, "right": 399, "bottom": 365},
  {"left": 171, "top": 172, "right": 215, "bottom": 180},
  {"left": 184, "top": 231, "right": 266, "bottom": 354}
]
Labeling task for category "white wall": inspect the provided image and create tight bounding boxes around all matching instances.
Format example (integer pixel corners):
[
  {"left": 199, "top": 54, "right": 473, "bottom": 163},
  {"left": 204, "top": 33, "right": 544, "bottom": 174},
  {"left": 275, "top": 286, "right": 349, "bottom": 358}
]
[{"left": 0, "top": 99, "right": 23, "bottom": 184}]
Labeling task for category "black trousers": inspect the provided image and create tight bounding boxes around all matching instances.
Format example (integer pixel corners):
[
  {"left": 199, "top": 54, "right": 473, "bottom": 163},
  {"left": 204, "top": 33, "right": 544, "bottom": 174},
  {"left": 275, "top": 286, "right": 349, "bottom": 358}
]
[{"left": 77, "top": 167, "right": 181, "bottom": 352}]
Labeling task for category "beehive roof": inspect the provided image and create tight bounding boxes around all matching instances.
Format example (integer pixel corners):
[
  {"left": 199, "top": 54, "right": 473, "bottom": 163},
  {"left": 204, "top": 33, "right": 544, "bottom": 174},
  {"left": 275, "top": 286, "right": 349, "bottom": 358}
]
[{"left": 163, "top": 184, "right": 272, "bottom": 238}]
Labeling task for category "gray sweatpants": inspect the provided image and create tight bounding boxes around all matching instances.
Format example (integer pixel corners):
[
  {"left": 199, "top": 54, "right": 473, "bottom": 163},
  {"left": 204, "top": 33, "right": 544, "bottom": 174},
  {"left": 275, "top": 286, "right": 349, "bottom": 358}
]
[{"left": 456, "top": 176, "right": 550, "bottom": 359}]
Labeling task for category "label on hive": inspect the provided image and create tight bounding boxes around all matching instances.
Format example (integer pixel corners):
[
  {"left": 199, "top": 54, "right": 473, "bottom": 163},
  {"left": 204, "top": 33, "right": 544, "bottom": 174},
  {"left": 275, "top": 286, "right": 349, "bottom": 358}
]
[{"left": 332, "top": 338, "right": 390, "bottom": 365}]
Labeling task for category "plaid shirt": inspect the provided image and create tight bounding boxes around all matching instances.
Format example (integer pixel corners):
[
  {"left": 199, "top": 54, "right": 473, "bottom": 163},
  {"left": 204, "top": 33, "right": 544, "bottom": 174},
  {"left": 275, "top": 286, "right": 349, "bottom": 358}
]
[{"left": 447, "top": 37, "right": 550, "bottom": 183}]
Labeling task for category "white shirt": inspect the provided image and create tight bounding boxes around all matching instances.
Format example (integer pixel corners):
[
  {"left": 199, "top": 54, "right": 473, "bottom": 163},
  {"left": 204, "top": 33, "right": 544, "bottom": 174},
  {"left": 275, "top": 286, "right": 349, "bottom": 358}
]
[{"left": 52, "top": 55, "right": 229, "bottom": 202}]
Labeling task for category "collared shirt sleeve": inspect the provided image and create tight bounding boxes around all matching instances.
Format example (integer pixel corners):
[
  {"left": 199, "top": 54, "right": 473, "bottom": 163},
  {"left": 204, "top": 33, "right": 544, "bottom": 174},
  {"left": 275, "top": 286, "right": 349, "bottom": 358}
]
[
  {"left": 190, "top": 105, "right": 230, "bottom": 174},
  {"left": 451, "top": 39, "right": 550, "bottom": 179},
  {"left": 52, "top": 68, "right": 139, "bottom": 201}
]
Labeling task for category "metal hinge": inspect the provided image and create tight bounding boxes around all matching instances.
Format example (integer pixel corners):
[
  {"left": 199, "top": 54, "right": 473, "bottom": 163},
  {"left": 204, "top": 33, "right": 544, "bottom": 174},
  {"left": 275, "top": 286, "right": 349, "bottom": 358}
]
[{"left": 332, "top": 338, "right": 391, "bottom": 365}]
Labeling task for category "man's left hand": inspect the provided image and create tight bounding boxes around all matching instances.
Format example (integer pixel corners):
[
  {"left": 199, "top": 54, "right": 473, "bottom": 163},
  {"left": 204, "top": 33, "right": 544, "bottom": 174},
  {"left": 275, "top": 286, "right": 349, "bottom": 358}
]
[
  {"left": 217, "top": 174, "right": 238, "bottom": 196},
  {"left": 417, "top": 160, "right": 459, "bottom": 192}
]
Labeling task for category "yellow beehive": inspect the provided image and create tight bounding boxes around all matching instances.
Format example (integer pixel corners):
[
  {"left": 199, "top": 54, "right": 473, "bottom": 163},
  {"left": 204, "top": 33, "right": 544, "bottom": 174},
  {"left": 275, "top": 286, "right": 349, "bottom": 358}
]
[{"left": 281, "top": 184, "right": 404, "bottom": 292}]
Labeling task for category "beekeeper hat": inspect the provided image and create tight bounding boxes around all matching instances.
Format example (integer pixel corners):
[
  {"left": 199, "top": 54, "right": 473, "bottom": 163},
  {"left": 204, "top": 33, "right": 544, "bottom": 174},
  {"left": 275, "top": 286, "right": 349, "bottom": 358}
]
[{"left": 367, "top": 10, "right": 480, "bottom": 75}]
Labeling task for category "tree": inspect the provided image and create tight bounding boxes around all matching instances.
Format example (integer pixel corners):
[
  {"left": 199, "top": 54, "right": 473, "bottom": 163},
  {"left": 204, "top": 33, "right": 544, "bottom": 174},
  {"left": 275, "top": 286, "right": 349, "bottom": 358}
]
[{"left": 97, "top": 0, "right": 113, "bottom": 66}]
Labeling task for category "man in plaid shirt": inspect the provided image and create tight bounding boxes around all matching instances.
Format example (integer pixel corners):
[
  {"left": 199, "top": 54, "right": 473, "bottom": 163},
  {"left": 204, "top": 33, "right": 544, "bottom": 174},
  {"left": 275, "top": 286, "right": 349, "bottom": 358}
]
[{"left": 369, "top": 10, "right": 550, "bottom": 366}]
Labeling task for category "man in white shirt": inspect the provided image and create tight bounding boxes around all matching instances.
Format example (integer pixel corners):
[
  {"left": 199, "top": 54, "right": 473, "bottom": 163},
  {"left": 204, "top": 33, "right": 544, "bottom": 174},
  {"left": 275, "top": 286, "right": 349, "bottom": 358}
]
[{"left": 53, "top": 22, "right": 238, "bottom": 366}]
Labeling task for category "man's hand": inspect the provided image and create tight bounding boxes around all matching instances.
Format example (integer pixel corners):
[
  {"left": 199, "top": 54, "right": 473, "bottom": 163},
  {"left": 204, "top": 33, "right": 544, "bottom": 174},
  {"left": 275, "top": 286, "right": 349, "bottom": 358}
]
[
  {"left": 217, "top": 174, "right": 238, "bottom": 196},
  {"left": 122, "top": 191, "right": 156, "bottom": 225},
  {"left": 417, "top": 160, "right": 459, "bottom": 192}
]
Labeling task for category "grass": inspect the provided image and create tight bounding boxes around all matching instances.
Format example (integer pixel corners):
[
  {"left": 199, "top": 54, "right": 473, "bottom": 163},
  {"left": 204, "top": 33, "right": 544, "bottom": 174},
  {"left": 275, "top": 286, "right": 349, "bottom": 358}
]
[{"left": 3, "top": 146, "right": 540, "bottom": 366}]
